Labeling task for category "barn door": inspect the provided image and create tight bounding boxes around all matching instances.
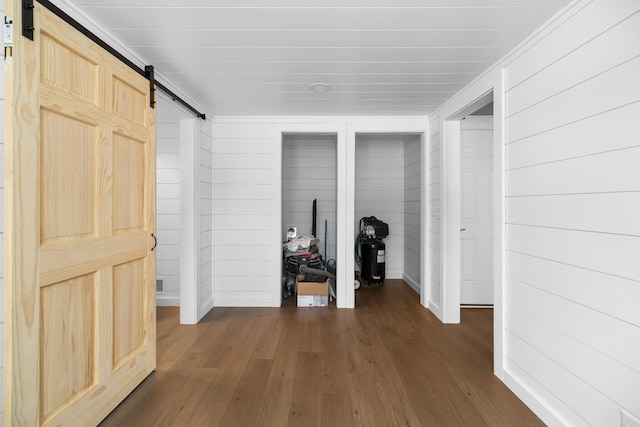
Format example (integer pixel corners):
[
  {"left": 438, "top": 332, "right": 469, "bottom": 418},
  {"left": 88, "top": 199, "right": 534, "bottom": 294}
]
[{"left": 4, "top": 2, "right": 156, "bottom": 426}]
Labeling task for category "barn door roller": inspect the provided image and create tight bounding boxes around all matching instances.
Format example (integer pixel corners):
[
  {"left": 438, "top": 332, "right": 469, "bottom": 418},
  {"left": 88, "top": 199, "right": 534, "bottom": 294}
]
[
  {"left": 23, "top": 0, "right": 35, "bottom": 40},
  {"left": 145, "top": 65, "right": 156, "bottom": 109}
]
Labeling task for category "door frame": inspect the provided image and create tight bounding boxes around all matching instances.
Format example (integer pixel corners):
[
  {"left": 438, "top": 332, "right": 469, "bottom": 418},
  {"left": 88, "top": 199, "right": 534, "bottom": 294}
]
[
  {"left": 348, "top": 123, "right": 429, "bottom": 309},
  {"left": 273, "top": 125, "right": 348, "bottom": 307},
  {"left": 179, "top": 117, "right": 199, "bottom": 323},
  {"left": 439, "top": 77, "right": 506, "bottom": 378},
  {"left": 458, "top": 115, "right": 494, "bottom": 308}
]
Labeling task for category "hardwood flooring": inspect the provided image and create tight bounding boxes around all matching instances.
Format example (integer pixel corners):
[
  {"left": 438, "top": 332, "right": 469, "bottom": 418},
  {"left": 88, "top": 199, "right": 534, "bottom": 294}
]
[{"left": 100, "top": 280, "right": 543, "bottom": 426}]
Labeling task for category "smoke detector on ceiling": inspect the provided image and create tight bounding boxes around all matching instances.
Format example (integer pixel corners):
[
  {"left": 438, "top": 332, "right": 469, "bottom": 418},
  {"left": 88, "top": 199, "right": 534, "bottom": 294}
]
[{"left": 309, "top": 83, "right": 331, "bottom": 93}]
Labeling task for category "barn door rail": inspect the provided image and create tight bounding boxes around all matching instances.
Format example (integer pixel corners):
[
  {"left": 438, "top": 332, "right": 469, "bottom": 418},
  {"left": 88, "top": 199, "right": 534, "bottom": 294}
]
[{"left": 23, "top": 0, "right": 207, "bottom": 120}]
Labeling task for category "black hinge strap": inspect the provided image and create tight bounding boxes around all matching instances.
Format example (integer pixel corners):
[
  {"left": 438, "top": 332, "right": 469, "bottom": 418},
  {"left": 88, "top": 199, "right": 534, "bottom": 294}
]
[
  {"left": 23, "top": 0, "right": 35, "bottom": 40},
  {"left": 22, "top": 0, "right": 206, "bottom": 120},
  {"left": 145, "top": 65, "right": 156, "bottom": 109}
]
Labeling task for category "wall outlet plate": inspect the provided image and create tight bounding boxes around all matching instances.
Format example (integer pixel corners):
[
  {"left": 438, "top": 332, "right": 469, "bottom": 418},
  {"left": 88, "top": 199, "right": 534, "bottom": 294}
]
[
  {"left": 286, "top": 226, "right": 297, "bottom": 240},
  {"left": 622, "top": 410, "right": 640, "bottom": 427}
]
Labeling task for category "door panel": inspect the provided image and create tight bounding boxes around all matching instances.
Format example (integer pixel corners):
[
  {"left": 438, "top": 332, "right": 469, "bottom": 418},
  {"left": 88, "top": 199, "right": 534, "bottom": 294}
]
[
  {"left": 40, "top": 110, "right": 96, "bottom": 243},
  {"left": 113, "top": 259, "right": 146, "bottom": 367},
  {"left": 113, "top": 134, "right": 147, "bottom": 232},
  {"left": 40, "top": 32, "right": 99, "bottom": 103},
  {"left": 4, "top": 2, "right": 156, "bottom": 425},
  {"left": 40, "top": 274, "right": 95, "bottom": 423},
  {"left": 460, "top": 117, "right": 493, "bottom": 305}
]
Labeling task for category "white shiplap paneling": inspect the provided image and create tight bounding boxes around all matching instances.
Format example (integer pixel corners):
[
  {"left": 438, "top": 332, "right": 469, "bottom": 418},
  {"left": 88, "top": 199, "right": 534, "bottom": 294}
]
[
  {"left": 199, "top": 119, "right": 214, "bottom": 317},
  {"left": 282, "top": 135, "right": 337, "bottom": 260},
  {"left": 355, "top": 135, "right": 406, "bottom": 280},
  {"left": 213, "top": 121, "right": 275, "bottom": 307},
  {"left": 403, "top": 135, "right": 421, "bottom": 291},
  {"left": 155, "top": 98, "right": 189, "bottom": 306},
  {"left": 214, "top": 116, "right": 426, "bottom": 307},
  {"left": 503, "top": 1, "right": 640, "bottom": 424},
  {"left": 427, "top": 117, "right": 442, "bottom": 313},
  {"left": 68, "top": 0, "right": 571, "bottom": 116}
]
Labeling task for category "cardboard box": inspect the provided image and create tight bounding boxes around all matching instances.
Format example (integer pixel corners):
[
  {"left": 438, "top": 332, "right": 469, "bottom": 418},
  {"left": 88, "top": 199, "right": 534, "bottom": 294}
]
[
  {"left": 297, "top": 295, "right": 329, "bottom": 307},
  {"left": 296, "top": 276, "right": 329, "bottom": 307}
]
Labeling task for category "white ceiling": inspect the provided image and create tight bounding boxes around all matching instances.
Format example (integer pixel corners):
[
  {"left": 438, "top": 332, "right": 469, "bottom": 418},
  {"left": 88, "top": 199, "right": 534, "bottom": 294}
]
[{"left": 67, "top": 0, "right": 572, "bottom": 116}]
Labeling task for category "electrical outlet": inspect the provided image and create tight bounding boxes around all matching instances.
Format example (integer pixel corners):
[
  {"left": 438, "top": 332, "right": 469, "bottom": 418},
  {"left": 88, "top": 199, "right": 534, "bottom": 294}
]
[{"left": 622, "top": 410, "right": 640, "bottom": 427}]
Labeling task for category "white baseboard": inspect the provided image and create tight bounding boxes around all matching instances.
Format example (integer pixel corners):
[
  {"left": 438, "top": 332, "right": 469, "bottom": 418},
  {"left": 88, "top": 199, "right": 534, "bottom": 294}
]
[
  {"left": 386, "top": 269, "right": 403, "bottom": 279},
  {"left": 428, "top": 300, "right": 443, "bottom": 321},
  {"left": 213, "top": 296, "right": 277, "bottom": 308},
  {"left": 503, "top": 364, "right": 568, "bottom": 427},
  {"left": 402, "top": 274, "right": 420, "bottom": 294},
  {"left": 156, "top": 296, "right": 179, "bottom": 306},
  {"left": 198, "top": 297, "right": 215, "bottom": 321}
]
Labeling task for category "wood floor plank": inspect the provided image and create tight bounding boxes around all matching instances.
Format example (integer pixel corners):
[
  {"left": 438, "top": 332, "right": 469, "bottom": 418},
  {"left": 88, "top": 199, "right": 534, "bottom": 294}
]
[
  {"left": 153, "top": 367, "right": 220, "bottom": 427},
  {"left": 98, "top": 361, "right": 174, "bottom": 427},
  {"left": 198, "top": 308, "right": 256, "bottom": 368},
  {"left": 186, "top": 310, "right": 270, "bottom": 426},
  {"left": 256, "top": 309, "right": 303, "bottom": 427},
  {"left": 100, "top": 280, "right": 544, "bottom": 427},
  {"left": 287, "top": 351, "right": 323, "bottom": 426},
  {"left": 102, "top": 353, "right": 204, "bottom": 427},
  {"left": 220, "top": 358, "right": 273, "bottom": 426},
  {"left": 320, "top": 391, "right": 355, "bottom": 426}
]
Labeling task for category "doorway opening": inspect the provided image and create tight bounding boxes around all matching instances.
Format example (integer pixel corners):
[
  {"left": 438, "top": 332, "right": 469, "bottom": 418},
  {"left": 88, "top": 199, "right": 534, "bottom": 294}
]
[
  {"left": 441, "top": 88, "right": 506, "bottom": 376},
  {"left": 155, "top": 96, "right": 193, "bottom": 310},
  {"left": 353, "top": 133, "right": 423, "bottom": 302},
  {"left": 460, "top": 105, "right": 494, "bottom": 307},
  {"left": 281, "top": 133, "right": 338, "bottom": 305}
]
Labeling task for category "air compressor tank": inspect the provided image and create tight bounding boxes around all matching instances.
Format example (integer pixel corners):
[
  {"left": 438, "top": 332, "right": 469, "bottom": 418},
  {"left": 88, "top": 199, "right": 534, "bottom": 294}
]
[{"left": 360, "top": 238, "right": 385, "bottom": 284}]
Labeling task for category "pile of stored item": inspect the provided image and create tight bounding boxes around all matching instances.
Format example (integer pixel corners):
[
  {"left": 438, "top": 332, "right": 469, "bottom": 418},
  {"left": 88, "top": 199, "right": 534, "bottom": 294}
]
[{"left": 282, "top": 200, "right": 336, "bottom": 304}]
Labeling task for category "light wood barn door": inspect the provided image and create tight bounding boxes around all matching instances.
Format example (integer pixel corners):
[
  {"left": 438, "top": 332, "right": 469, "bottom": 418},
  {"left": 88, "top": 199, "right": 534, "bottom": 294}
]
[{"left": 4, "top": 2, "right": 156, "bottom": 426}]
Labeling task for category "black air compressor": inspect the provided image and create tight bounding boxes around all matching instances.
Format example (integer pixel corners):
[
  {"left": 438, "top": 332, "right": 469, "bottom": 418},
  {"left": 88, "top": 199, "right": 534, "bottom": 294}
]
[
  {"left": 360, "top": 237, "right": 385, "bottom": 283},
  {"left": 356, "top": 216, "right": 388, "bottom": 285}
]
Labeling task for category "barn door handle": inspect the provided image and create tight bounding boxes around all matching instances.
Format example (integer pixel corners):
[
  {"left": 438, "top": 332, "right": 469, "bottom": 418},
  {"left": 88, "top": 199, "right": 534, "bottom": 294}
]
[
  {"left": 151, "top": 233, "right": 157, "bottom": 251},
  {"left": 460, "top": 228, "right": 466, "bottom": 232}
]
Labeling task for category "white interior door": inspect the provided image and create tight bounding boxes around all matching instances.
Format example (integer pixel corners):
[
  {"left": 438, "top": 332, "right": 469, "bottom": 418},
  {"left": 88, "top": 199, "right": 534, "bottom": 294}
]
[{"left": 460, "top": 117, "right": 493, "bottom": 305}]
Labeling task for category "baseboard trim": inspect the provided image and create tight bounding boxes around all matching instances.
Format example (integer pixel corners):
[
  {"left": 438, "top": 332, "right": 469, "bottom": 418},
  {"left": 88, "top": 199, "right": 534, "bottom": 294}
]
[
  {"left": 198, "top": 297, "right": 215, "bottom": 321},
  {"left": 156, "top": 296, "right": 179, "bottom": 307},
  {"left": 402, "top": 274, "right": 420, "bottom": 294},
  {"left": 503, "top": 364, "right": 568, "bottom": 427},
  {"left": 213, "top": 297, "right": 276, "bottom": 308}
]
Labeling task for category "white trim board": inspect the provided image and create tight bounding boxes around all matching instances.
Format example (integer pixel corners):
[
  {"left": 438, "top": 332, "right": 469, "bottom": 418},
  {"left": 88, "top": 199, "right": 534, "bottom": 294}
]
[
  {"left": 273, "top": 124, "right": 348, "bottom": 307},
  {"left": 347, "top": 122, "right": 429, "bottom": 311},
  {"left": 179, "top": 118, "right": 199, "bottom": 324}
]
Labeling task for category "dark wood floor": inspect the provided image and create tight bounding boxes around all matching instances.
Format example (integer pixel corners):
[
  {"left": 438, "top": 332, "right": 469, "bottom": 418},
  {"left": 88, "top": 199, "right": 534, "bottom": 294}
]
[{"left": 100, "top": 280, "right": 543, "bottom": 426}]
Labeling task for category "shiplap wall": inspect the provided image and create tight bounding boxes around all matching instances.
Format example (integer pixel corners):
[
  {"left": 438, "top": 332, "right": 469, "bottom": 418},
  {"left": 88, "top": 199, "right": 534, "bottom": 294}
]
[
  {"left": 213, "top": 121, "right": 275, "bottom": 306},
  {"left": 355, "top": 135, "right": 404, "bottom": 279},
  {"left": 428, "top": 118, "right": 441, "bottom": 314},
  {"left": 282, "top": 135, "right": 337, "bottom": 261},
  {"left": 213, "top": 117, "right": 426, "bottom": 307},
  {"left": 153, "top": 97, "right": 215, "bottom": 315},
  {"left": 502, "top": 1, "right": 640, "bottom": 425},
  {"left": 155, "top": 101, "right": 184, "bottom": 306},
  {"left": 198, "top": 120, "right": 214, "bottom": 316},
  {"left": 403, "top": 135, "right": 421, "bottom": 291}
]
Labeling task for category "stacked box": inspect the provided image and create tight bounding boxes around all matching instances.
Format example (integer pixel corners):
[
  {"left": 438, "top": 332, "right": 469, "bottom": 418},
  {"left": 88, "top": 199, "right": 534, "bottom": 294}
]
[{"left": 296, "top": 276, "right": 329, "bottom": 307}]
